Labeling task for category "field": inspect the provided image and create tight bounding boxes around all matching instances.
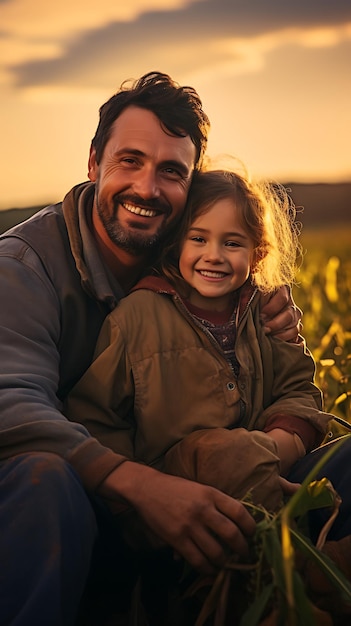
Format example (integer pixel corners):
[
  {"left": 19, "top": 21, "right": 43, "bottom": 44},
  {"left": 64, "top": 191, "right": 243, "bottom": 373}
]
[
  {"left": 293, "top": 225, "right": 351, "bottom": 421},
  {"left": 197, "top": 225, "right": 351, "bottom": 626}
]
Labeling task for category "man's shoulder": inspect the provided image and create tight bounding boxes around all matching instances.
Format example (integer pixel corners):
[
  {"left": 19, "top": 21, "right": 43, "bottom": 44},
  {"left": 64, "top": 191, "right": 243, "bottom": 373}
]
[
  {"left": 0, "top": 206, "right": 42, "bottom": 234},
  {"left": 0, "top": 203, "right": 76, "bottom": 283},
  {"left": 0, "top": 203, "right": 66, "bottom": 251},
  {"left": 0, "top": 202, "right": 63, "bottom": 233}
]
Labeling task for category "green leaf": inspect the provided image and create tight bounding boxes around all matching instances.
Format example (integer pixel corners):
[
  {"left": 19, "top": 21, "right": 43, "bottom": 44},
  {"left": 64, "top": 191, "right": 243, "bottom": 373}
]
[
  {"left": 283, "top": 435, "right": 351, "bottom": 520},
  {"left": 290, "top": 477, "right": 337, "bottom": 518},
  {"left": 239, "top": 583, "right": 274, "bottom": 626},
  {"left": 263, "top": 526, "right": 286, "bottom": 595},
  {"left": 293, "top": 570, "right": 316, "bottom": 625},
  {"left": 291, "top": 528, "right": 351, "bottom": 603},
  {"left": 281, "top": 514, "right": 295, "bottom": 611}
]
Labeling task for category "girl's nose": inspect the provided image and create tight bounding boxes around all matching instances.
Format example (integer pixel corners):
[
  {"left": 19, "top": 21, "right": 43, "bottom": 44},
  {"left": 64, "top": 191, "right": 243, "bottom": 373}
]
[{"left": 203, "top": 243, "right": 224, "bottom": 262}]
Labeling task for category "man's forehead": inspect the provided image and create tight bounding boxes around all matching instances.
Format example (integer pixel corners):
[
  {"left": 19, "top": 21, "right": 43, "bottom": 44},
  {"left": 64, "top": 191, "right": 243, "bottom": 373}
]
[{"left": 108, "top": 106, "right": 196, "bottom": 162}]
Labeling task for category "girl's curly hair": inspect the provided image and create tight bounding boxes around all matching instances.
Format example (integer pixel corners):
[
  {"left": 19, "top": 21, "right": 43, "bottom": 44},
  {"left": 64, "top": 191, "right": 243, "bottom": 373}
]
[{"left": 158, "top": 169, "right": 302, "bottom": 295}]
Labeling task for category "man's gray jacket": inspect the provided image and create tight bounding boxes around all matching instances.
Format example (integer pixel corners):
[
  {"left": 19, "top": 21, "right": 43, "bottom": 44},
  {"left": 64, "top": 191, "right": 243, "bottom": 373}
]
[{"left": 0, "top": 182, "right": 130, "bottom": 491}]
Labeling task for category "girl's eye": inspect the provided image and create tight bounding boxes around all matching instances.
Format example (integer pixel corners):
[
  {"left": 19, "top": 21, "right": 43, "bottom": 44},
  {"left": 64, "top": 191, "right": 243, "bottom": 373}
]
[
  {"left": 190, "top": 236, "right": 205, "bottom": 243},
  {"left": 226, "top": 241, "right": 240, "bottom": 247}
]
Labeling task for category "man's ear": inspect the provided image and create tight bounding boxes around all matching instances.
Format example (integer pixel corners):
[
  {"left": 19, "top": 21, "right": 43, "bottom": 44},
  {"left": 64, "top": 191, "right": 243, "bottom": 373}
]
[{"left": 88, "top": 145, "right": 98, "bottom": 182}]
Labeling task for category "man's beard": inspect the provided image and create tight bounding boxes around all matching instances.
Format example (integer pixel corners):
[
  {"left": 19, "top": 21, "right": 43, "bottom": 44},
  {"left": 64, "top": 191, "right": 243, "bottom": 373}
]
[{"left": 96, "top": 191, "right": 176, "bottom": 256}]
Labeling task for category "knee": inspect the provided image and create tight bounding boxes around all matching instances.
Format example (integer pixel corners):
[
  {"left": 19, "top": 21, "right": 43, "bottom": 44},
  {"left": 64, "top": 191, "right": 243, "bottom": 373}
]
[
  {"left": 10, "top": 451, "right": 79, "bottom": 491},
  {"left": 163, "top": 428, "right": 282, "bottom": 510},
  {"left": 3, "top": 452, "right": 91, "bottom": 517}
]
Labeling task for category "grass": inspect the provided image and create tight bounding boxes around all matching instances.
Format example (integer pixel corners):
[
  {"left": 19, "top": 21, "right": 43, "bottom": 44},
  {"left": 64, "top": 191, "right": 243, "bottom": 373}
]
[{"left": 293, "top": 225, "right": 351, "bottom": 421}]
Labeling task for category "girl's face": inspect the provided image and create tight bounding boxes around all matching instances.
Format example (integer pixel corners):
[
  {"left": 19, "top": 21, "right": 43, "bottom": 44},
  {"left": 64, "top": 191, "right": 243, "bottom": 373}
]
[{"left": 179, "top": 198, "right": 255, "bottom": 311}]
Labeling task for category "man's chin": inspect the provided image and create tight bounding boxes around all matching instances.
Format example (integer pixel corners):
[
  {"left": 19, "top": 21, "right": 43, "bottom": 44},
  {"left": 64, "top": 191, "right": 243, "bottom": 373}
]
[
  {"left": 102, "top": 212, "right": 174, "bottom": 254},
  {"left": 111, "top": 230, "right": 161, "bottom": 254}
]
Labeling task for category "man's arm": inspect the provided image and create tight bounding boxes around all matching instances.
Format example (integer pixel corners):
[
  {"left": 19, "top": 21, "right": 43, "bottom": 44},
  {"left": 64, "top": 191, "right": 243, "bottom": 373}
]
[
  {"left": 99, "top": 461, "right": 256, "bottom": 575},
  {"left": 0, "top": 243, "right": 122, "bottom": 486},
  {"left": 260, "top": 285, "right": 302, "bottom": 342}
]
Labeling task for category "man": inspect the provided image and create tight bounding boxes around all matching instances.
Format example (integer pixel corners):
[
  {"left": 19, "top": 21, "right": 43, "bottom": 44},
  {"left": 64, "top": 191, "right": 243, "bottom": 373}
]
[{"left": 0, "top": 72, "right": 303, "bottom": 625}]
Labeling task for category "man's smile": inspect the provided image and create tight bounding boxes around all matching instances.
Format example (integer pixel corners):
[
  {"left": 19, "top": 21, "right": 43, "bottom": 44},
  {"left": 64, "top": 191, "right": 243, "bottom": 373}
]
[{"left": 122, "top": 202, "right": 159, "bottom": 218}]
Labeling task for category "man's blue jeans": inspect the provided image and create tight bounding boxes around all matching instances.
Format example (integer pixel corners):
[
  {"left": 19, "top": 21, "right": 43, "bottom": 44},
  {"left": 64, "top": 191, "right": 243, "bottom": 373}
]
[{"left": 0, "top": 453, "right": 97, "bottom": 626}]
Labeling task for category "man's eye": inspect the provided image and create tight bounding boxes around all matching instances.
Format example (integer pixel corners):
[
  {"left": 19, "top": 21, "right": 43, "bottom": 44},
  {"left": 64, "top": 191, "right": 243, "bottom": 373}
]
[
  {"left": 121, "top": 158, "right": 137, "bottom": 164},
  {"left": 163, "top": 168, "right": 184, "bottom": 179}
]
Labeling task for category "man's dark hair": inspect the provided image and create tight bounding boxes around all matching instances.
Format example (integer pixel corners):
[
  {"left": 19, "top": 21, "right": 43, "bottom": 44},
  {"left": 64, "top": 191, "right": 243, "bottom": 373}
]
[{"left": 91, "top": 71, "right": 210, "bottom": 170}]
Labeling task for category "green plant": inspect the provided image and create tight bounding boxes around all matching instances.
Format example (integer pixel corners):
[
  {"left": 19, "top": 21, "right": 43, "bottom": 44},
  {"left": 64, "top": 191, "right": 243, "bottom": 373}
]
[
  {"left": 191, "top": 438, "right": 351, "bottom": 626},
  {"left": 293, "top": 228, "right": 351, "bottom": 421}
]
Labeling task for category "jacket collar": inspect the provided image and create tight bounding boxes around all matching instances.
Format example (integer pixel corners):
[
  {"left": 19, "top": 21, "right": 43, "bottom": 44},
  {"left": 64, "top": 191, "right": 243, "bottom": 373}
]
[
  {"left": 62, "top": 181, "right": 124, "bottom": 309},
  {"left": 131, "top": 274, "right": 257, "bottom": 320},
  {"left": 131, "top": 275, "right": 176, "bottom": 295}
]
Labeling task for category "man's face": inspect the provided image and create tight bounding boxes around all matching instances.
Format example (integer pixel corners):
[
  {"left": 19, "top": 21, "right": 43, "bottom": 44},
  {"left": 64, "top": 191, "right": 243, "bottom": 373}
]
[{"left": 88, "top": 105, "right": 196, "bottom": 255}]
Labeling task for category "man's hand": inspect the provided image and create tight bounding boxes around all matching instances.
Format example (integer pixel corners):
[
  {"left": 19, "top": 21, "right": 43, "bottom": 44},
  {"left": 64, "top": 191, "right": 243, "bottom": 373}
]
[
  {"left": 260, "top": 285, "right": 302, "bottom": 342},
  {"left": 100, "top": 461, "right": 256, "bottom": 574}
]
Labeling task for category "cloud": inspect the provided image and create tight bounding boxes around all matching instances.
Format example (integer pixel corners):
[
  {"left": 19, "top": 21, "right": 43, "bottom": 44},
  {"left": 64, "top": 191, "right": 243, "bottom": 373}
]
[
  {"left": 0, "top": 0, "right": 196, "bottom": 86},
  {"left": 4, "top": 0, "right": 351, "bottom": 90},
  {"left": 0, "top": 0, "right": 190, "bottom": 37}
]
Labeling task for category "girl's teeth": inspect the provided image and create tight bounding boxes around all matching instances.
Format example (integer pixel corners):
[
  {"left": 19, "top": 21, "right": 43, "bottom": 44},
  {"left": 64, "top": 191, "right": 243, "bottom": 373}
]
[{"left": 200, "top": 270, "right": 225, "bottom": 278}]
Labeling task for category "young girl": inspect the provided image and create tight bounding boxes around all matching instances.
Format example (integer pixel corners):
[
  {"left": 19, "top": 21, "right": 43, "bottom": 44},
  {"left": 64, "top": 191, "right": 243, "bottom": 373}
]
[{"left": 65, "top": 170, "right": 331, "bottom": 512}]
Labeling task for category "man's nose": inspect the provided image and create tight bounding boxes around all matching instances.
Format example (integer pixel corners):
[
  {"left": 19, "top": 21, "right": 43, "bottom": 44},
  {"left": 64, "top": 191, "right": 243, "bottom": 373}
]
[{"left": 133, "top": 167, "right": 160, "bottom": 199}]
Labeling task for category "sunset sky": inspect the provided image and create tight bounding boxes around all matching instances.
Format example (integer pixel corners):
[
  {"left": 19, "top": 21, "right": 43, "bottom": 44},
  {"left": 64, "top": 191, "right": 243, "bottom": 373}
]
[{"left": 1, "top": 0, "right": 350, "bottom": 209}]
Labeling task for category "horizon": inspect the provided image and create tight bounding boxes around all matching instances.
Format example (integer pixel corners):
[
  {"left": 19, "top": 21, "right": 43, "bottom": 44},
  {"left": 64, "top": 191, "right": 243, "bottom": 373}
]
[
  {"left": 2, "top": 180, "right": 350, "bottom": 232},
  {"left": 1, "top": 179, "right": 350, "bottom": 213},
  {"left": 0, "top": 178, "right": 350, "bottom": 212}
]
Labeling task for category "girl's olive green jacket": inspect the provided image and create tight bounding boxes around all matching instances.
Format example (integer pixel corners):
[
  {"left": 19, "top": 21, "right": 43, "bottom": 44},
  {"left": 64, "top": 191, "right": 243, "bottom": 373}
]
[{"left": 65, "top": 277, "right": 331, "bottom": 468}]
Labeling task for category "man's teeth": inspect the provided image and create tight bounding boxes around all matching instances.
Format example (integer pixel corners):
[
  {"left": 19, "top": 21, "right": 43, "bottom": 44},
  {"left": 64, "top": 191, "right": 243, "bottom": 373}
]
[
  {"left": 199, "top": 270, "right": 226, "bottom": 278},
  {"left": 123, "top": 203, "right": 157, "bottom": 217}
]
